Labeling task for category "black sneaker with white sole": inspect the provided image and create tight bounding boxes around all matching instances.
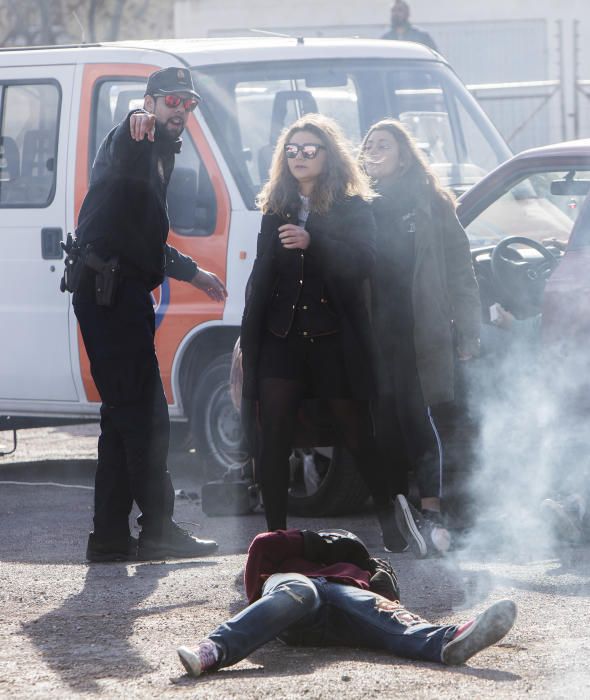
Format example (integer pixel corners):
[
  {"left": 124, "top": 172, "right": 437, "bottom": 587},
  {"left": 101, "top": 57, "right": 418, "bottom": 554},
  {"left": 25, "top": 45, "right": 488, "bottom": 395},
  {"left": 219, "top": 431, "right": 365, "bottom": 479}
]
[
  {"left": 441, "top": 599, "right": 517, "bottom": 665},
  {"left": 377, "top": 507, "right": 408, "bottom": 553},
  {"left": 394, "top": 494, "right": 451, "bottom": 557}
]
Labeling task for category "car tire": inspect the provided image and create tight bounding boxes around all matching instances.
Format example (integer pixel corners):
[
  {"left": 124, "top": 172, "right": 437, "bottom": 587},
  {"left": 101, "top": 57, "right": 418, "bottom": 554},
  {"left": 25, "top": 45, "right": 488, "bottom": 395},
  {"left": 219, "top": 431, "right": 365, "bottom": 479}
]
[
  {"left": 189, "top": 352, "right": 244, "bottom": 479},
  {"left": 287, "top": 445, "right": 369, "bottom": 517}
]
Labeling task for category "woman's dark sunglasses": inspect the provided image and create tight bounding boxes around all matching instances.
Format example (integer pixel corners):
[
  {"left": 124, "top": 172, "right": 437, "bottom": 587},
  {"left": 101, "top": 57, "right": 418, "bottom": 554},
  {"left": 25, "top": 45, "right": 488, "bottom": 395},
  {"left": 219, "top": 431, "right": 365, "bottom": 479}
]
[
  {"left": 157, "top": 94, "right": 199, "bottom": 111},
  {"left": 284, "top": 143, "right": 325, "bottom": 159}
]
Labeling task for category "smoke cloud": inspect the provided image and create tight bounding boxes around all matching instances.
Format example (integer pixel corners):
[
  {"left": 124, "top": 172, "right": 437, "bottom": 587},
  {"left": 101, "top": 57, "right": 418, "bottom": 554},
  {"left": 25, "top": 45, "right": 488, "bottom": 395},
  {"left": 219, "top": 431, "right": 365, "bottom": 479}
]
[{"left": 458, "top": 297, "right": 590, "bottom": 561}]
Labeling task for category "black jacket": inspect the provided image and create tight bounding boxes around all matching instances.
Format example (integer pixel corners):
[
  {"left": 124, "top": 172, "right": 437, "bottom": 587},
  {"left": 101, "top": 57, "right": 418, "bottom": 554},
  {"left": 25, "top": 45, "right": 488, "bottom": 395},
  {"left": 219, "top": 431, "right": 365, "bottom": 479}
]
[
  {"left": 381, "top": 24, "right": 438, "bottom": 52},
  {"left": 75, "top": 109, "right": 197, "bottom": 292},
  {"left": 241, "top": 195, "right": 378, "bottom": 400},
  {"left": 266, "top": 215, "right": 341, "bottom": 338}
]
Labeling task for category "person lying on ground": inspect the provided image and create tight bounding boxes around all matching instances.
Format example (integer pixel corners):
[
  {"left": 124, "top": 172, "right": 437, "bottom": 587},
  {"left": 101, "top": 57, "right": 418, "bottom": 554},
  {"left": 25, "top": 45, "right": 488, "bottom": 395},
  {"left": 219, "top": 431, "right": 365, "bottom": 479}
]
[{"left": 176, "top": 528, "right": 517, "bottom": 677}]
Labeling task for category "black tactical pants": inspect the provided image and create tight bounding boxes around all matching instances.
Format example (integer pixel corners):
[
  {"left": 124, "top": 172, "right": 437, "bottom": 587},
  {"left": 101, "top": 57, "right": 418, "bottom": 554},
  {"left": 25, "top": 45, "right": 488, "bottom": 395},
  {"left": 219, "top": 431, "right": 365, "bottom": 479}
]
[{"left": 74, "top": 278, "right": 175, "bottom": 540}]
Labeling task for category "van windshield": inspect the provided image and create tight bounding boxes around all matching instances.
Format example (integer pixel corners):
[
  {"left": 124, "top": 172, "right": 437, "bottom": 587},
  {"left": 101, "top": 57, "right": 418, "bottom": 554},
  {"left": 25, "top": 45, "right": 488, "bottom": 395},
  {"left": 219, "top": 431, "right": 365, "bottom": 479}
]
[{"left": 193, "top": 59, "right": 510, "bottom": 209}]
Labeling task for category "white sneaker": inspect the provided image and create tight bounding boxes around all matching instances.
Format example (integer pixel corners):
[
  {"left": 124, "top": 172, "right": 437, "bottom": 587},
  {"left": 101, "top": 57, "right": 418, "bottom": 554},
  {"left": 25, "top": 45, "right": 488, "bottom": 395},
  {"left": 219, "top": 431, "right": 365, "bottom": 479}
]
[
  {"left": 177, "top": 639, "right": 220, "bottom": 677},
  {"left": 442, "top": 600, "right": 517, "bottom": 665}
]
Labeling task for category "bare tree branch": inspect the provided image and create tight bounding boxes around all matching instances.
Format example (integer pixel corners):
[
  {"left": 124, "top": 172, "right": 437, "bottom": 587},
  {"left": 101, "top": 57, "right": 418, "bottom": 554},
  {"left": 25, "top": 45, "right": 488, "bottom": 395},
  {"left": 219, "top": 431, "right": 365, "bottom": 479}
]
[
  {"left": 0, "top": 0, "right": 172, "bottom": 47},
  {"left": 108, "top": 0, "right": 127, "bottom": 41}
]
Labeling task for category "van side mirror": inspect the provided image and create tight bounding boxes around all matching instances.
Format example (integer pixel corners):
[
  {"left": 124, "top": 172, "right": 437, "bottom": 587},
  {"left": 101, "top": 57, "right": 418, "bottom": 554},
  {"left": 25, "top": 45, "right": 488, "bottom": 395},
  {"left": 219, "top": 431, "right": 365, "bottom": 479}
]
[{"left": 168, "top": 166, "right": 216, "bottom": 235}]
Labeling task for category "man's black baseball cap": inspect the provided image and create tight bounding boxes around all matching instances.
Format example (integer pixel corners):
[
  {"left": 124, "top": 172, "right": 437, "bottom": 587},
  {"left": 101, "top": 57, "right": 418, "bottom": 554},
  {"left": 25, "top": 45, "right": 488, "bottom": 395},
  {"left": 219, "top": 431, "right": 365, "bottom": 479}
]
[{"left": 145, "top": 67, "right": 200, "bottom": 100}]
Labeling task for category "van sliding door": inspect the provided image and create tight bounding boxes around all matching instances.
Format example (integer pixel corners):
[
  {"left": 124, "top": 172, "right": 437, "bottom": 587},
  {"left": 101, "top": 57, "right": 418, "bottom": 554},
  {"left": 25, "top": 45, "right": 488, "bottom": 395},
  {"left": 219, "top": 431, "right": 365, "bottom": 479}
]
[{"left": 0, "top": 65, "right": 77, "bottom": 404}]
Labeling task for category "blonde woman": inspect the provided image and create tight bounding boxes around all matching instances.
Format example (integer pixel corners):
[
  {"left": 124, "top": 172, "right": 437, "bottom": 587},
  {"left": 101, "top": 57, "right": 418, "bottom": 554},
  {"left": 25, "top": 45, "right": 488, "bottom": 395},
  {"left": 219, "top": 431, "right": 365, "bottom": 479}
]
[
  {"left": 240, "top": 114, "right": 405, "bottom": 550},
  {"left": 361, "top": 119, "right": 481, "bottom": 557}
]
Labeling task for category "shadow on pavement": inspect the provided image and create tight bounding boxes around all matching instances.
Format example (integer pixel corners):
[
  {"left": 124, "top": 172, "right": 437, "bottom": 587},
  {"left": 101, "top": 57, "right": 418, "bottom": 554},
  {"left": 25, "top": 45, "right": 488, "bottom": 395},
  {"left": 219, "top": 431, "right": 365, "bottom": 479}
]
[
  {"left": 170, "top": 643, "right": 521, "bottom": 686},
  {"left": 22, "top": 560, "right": 215, "bottom": 693}
]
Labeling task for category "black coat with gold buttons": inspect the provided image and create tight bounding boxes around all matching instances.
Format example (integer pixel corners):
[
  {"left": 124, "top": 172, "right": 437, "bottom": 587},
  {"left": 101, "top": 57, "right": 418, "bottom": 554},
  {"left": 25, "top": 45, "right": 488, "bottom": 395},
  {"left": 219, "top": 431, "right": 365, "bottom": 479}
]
[{"left": 241, "top": 195, "right": 378, "bottom": 400}]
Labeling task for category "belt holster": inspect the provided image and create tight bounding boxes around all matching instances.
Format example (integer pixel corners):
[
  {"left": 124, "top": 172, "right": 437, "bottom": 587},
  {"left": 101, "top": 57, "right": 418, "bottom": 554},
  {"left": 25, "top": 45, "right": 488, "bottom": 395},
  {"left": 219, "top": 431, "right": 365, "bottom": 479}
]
[{"left": 84, "top": 248, "right": 120, "bottom": 307}]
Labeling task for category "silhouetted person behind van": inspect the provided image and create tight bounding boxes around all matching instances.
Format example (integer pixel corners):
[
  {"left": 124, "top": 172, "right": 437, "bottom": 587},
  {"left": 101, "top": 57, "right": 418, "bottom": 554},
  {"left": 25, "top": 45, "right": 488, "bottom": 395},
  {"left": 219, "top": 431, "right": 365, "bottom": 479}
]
[
  {"left": 73, "top": 67, "right": 226, "bottom": 563},
  {"left": 382, "top": 1, "right": 438, "bottom": 52}
]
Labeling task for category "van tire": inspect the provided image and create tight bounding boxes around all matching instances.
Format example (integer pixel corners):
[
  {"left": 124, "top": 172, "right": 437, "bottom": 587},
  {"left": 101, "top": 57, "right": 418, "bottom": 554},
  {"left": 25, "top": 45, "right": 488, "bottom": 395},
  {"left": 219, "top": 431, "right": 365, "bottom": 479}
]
[
  {"left": 189, "top": 352, "right": 244, "bottom": 479},
  {"left": 287, "top": 446, "right": 369, "bottom": 516},
  {"left": 189, "top": 353, "right": 369, "bottom": 515}
]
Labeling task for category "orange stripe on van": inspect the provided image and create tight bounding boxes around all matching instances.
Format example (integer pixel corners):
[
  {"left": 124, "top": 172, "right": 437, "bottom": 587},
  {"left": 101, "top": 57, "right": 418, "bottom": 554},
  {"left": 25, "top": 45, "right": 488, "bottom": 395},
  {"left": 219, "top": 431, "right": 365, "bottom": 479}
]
[{"left": 75, "top": 63, "right": 231, "bottom": 408}]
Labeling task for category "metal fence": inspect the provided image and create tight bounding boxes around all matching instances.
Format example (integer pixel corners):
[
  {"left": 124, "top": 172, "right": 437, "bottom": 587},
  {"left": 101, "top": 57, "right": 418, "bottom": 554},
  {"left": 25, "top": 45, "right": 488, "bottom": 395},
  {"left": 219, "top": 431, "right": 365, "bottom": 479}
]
[{"left": 468, "top": 80, "right": 564, "bottom": 154}]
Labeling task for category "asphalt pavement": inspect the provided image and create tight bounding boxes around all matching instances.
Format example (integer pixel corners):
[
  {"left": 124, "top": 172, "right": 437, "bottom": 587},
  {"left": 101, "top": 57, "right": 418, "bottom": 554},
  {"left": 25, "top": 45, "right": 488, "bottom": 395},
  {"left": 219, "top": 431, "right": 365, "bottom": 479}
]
[{"left": 1, "top": 424, "right": 590, "bottom": 698}]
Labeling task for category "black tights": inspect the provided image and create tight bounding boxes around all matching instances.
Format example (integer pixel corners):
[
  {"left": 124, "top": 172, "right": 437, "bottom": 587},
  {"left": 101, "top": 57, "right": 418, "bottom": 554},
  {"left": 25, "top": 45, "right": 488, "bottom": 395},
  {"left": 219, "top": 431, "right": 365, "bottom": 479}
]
[{"left": 258, "top": 377, "right": 391, "bottom": 531}]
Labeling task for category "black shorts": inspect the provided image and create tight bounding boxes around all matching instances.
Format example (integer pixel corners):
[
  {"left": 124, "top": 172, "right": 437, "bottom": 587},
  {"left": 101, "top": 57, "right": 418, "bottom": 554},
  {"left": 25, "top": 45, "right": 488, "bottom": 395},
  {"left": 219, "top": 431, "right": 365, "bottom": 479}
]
[{"left": 257, "top": 331, "right": 353, "bottom": 398}]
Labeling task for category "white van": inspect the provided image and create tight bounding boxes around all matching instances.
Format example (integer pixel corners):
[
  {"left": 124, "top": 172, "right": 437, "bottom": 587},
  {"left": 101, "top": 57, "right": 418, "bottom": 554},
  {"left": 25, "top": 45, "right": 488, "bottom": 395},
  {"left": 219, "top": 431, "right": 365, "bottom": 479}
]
[{"left": 0, "top": 37, "right": 510, "bottom": 510}]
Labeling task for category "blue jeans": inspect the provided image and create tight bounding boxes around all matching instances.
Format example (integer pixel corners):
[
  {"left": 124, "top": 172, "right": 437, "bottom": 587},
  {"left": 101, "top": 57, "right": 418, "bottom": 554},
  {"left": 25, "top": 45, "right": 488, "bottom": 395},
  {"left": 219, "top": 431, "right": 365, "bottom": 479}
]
[{"left": 208, "top": 574, "right": 459, "bottom": 668}]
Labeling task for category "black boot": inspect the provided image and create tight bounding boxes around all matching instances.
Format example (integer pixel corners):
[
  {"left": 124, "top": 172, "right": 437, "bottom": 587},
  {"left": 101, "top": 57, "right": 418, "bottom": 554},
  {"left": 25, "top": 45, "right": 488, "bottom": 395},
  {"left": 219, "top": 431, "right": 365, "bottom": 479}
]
[
  {"left": 138, "top": 521, "right": 218, "bottom": 560},
  {"left": 86, "top": 532, "right": 138, "bottom": 562}
]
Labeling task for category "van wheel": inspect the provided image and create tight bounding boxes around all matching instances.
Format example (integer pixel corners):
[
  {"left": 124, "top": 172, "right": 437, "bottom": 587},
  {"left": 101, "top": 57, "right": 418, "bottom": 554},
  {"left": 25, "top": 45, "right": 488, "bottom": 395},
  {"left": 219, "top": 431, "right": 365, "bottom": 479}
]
[
  {"left": 287, "top": 445, "right": 369, "bottom": 516},
  {"left": 189, "top": 353, "right": 243, "bottom": 478}
]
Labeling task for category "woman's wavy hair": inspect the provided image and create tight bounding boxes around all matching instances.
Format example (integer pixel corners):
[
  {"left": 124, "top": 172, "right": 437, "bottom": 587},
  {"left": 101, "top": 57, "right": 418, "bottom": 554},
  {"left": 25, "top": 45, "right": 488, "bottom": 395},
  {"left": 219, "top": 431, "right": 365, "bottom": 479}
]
[
  {"left": 360, "top": 118, "right": 456, "bottom": 211},
  {"left": 257, "top": 113, "right": 374, "bottom": 216}
]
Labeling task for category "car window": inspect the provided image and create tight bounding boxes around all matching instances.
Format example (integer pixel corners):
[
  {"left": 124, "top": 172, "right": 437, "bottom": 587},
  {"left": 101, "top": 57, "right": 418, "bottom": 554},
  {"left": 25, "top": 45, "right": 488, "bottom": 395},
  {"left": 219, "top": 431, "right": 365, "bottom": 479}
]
[
  {"left": 465, "top": 169, "right": 590, "bottom": 247},
  {"left": 388, "top": 69, "right": 457, "bottom": 164},
  {"left": 0, "top": 82, "right": 60, "bottom": 207},
  {"left": 387, "top": 68, "right": 504, "bottom": 194},
  {"left": 568, "top": 192, "right": 590, "bottom": 249},
  {"left": 233, "top": 77, "right": 361, "bottom": 191},
  {"left": 92, "top": 80, "right": 146, "bottom": 162},
  {"left": 91, "top": 79, "right": 215, "bottom": 236},
  {"left": 194, "top": 59, "right": 509, "bottom": 209},
  {"left": 453, "top": 94, "right": 502, "bottom": 177}
]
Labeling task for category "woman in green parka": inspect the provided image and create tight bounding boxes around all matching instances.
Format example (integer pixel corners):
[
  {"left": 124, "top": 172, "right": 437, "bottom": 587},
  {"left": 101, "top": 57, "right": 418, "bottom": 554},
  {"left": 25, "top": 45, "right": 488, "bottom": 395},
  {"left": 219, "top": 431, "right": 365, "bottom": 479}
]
[{"left": 361, "top": 119, "right": 481, "bottom": 557}]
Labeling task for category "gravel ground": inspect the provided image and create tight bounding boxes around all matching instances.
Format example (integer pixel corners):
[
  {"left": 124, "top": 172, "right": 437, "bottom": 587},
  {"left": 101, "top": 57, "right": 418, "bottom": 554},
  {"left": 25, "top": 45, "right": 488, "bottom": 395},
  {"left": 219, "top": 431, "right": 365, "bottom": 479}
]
[{"left": 1, "top": 425, "right": 590, "bottom": 698}]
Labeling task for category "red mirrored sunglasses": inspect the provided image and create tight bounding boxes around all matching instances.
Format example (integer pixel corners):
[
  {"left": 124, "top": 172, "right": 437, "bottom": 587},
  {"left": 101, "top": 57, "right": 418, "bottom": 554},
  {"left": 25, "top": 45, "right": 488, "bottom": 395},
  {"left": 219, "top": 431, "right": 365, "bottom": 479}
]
[{"left": 156, "top": 94, "right": 199, "bottom": 111}]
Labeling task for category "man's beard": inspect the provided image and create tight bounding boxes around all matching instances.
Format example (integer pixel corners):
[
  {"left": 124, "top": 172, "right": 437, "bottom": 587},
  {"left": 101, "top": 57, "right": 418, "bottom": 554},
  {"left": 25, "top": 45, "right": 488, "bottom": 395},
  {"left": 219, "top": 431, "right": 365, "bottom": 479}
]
[{"left": 156, "top": 119, "right": 183, "bottom": 143}]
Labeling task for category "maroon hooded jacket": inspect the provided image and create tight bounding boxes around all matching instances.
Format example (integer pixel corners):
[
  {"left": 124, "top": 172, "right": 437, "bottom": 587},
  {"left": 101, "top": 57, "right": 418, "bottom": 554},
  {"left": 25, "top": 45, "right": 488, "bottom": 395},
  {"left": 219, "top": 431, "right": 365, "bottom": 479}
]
[{"left": 244, "top": 529, "right": 376, "bottom": 603}]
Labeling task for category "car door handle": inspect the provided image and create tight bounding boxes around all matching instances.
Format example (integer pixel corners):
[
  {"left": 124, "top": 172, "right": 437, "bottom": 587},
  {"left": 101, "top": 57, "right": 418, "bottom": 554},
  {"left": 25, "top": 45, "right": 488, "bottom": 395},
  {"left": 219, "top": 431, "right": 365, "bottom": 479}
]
[{"left": 41, "top": 227, "right": 63, "bottom": 260}]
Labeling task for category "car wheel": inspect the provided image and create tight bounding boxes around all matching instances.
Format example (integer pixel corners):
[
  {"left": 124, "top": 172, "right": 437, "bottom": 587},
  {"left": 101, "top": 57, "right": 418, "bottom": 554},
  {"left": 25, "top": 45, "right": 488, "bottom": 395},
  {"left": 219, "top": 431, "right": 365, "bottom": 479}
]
[
  {"left": 189, "top": 352, "right": 244, "bottom": 478},
  {"left": 287, "top": 445, "right": 369, "bottom": 516}
]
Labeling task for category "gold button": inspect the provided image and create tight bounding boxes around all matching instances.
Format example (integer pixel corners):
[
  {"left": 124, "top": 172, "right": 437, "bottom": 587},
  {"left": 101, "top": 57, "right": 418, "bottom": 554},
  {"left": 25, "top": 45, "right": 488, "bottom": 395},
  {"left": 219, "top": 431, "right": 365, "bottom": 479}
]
[
  {"left": 300, "top": 254, "right": 304, "bottom": 259},
  {"left": 310, "top": 338, "right": 315, "bottom": 343},
  {"left": 286, "top": 213, "right": 291, "bottom": 218},
  {"left": 292, "top": 304, "right": 295, "bottom": 309},
  {"left": 299, "top": 280, "right": 303, "bottom": 285},
  {"left": 303, "top": 331, "right": 308, "bottom": 336},
  {"left": 321, "top": 298, "right": 327, "bottom": 303},
  {"left": 302, "top": 305, "right": 308, "bottom": 310}
]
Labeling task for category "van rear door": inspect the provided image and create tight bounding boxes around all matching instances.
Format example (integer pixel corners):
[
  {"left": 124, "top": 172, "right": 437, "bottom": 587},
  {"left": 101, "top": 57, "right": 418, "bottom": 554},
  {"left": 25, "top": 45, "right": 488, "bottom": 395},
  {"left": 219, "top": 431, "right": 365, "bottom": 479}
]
[{"left": 0, "top": 64, "right": 78, "bottom": 403}]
